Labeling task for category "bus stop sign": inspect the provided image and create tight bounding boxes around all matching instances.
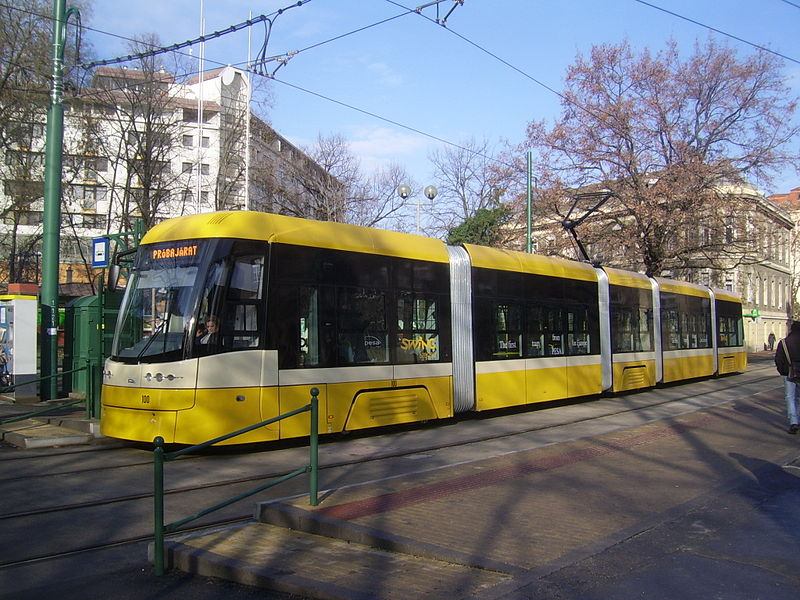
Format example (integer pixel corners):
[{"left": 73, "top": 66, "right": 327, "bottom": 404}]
[{"left": 92, "top": 237, "right": 109, "bottom": 268}]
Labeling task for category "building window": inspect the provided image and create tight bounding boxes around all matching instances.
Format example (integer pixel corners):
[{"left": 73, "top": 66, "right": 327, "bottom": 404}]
[
  {"left": 182, "top": 162, "right": 193, "bottom": 174},
  {"left": 81, "top": 213, "right": 106, "bottom": 229},
  {"left": 200, "top": 163, "right": 210, "bottom": 175},
  {"left": 201, "top": 136, "right": 210, "bottom": 148},
  {"left": 182, "top": 134, "right": 193, "bottom": 147}
]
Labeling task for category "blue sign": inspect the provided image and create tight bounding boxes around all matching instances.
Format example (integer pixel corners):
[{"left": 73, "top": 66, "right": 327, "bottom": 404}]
[{"left": 92, "top": 237, "right": 110, "bottom": 268}]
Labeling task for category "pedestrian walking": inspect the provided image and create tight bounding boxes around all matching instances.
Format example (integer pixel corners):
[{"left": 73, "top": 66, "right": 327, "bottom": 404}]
[
  {"left": 774, "top": 321, "right": 800, "bottom": 434},
  {"left": 768, "top": 331, "right": 776, "bottom": 351}
]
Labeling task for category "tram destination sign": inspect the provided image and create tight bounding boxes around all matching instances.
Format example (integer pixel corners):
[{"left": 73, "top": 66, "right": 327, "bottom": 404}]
[{"left": 151, "top": 244, "right": 199, "bottom": 261}]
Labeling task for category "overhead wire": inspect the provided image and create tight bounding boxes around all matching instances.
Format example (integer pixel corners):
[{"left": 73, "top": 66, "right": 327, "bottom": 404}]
[
  {"left": 5, "top": 0, "right": 797, "bottom": 180},
  {"left": 633, "top": 0, "right": 800, "bottom": 65},
  {"left": 83, "top": 1, "right": 312, "bottom": 69},
  {"left": 264, "top": 74, "right": 516, "bottom": 169}
]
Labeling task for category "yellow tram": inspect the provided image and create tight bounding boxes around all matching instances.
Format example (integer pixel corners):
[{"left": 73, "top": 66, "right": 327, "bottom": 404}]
[{"left": 100, "top": 211, "right": 746, "bottom": 444}]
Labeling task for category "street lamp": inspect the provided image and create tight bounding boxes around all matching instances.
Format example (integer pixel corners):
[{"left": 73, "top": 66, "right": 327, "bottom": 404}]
[{"left": 397, "top": 184, "right": 438, "bottom": 235}]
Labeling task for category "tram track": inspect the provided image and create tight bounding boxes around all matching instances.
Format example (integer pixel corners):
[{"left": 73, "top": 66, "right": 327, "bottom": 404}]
[
  {"left": 0, "top": 366, "right": 779, "bottom": 573},
  {"left": 2, "top": 370, "right": 777, "bottom": 491},
  {"left": 0, "top": 514, "right": 253, "bottom": 570}
]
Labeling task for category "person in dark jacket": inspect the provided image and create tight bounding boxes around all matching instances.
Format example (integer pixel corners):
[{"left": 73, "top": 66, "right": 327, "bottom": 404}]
[{"left": 774, "top": 321, "right": 800, "bottom": 434}]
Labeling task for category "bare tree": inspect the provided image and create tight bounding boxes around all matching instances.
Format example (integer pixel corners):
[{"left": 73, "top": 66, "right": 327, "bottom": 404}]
[
  {"left": 254, "top": 132, "right": 413, "bottom": 228},
  {"left": 347, "top": 162, "right": 416, "bottom": 230},
  {"left": 81, "top": 35, "right": 186, "bottom": 231},
  {"left": 522, "top": 39, "right": 800, "bottom": 276},
  {"left": 0, "top": 0, "right": 92, "bottom": 287},
  {"left": 427, "top": 138, "right": 510, "bottom": 238}
]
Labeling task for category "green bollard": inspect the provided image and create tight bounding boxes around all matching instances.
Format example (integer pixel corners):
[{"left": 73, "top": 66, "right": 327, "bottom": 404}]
[
  {"left": 309, "top": 387, "right": 319, "bottom": 506},
  {"left": 153, "top": 436, "right": 165, "bottom": 575}
]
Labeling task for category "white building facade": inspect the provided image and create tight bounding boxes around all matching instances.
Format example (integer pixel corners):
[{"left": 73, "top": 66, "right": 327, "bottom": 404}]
[{"left": 0, "top": 66, "right": 332, "bottom": 292}]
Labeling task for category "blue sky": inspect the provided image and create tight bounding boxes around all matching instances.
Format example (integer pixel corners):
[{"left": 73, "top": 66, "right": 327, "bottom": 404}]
[{"left": 86, "top": 0, "right": 800, "bottom": 197}]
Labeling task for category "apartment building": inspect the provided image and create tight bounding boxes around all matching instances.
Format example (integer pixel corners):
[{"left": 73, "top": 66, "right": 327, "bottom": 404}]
[{"left": 0, "top": 66, "right": 340, "bottom": 293}]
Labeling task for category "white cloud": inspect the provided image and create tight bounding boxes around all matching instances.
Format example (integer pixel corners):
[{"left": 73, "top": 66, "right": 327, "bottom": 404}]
[
  {"left": 347, "top": 126, "right": 430, "bottom": 173},
  {"left": 362, "top": 60, "right": 405, "bottom": 88}
]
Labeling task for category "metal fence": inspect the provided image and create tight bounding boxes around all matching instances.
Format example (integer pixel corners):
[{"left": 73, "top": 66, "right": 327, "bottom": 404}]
[{"left": 153, "top": 387, "right": 320, "bottom": 575}]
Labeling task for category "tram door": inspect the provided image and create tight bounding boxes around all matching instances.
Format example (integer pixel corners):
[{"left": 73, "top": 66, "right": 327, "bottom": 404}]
[{"left": 273, "top": 286, "right": 328, "bottom": 439}]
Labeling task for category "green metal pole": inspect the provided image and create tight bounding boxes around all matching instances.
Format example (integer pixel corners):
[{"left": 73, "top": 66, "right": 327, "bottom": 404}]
[
  {"left": 526, "top": 151, "right": 532, "bottom": 254},
  {"left": 41, "top": 0, "right": 78, "bottom": 400},
  {"left": 309, "top": 387, "right": 319, "bottom": 506},
  {"left": 153, "top": 436, "right": 165, "bottom": 575},
  {"left": 84, "top": 358, "right": 92, "bottom": 419}
]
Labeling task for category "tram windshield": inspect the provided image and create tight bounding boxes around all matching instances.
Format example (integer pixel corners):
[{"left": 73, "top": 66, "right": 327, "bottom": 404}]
[
  {"left": 111, "top": 237, "right": 267, "bottom": 363},
  {"left": 111, "top": 239, "right": 211, "bottom": 363}
]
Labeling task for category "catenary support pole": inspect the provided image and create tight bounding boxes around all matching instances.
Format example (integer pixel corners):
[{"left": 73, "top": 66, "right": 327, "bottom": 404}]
[
  {"left": 41, "top": 0, "right": 79, "bottom": 399},
  {"left": 526, "top": 151, "right": 533, "bottom": 253}
]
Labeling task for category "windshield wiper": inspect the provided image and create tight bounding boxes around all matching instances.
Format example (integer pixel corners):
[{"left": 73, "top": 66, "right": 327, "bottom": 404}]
[{"left": 136, "top": 314, "right": 168, "bottom": 359}]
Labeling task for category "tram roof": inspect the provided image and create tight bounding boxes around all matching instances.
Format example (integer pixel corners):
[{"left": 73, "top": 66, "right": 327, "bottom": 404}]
[
  {"left": 142, "top": 211, "right": 451, "bottom": 263},
  {"left": 464, "top": 244, "right": 598, "bottom": 282},
  {"left": 602, "top": 267, "right": 652, "bottom": 290},
  {"left": 655, "top": 277, "right": 712, "bottom": 299},
  {"left": 711, "top": 288, "right": 742, "bottom": 304}
]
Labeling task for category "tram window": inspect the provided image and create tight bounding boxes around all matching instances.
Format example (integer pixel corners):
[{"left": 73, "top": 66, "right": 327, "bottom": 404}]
[
  {"left": 567, "top": 308, "right": 591, "bottom": 355},
  {"left": 493, "top": 303, "right": 522, "bottom": 358},
  {"left": 638, "top": 308, "right": 653, "bottom": 351},
  {"left": 661, "top": 293, "right": 711, "bottom": 350},
  {"left": 718, "top": 315, "right": 741, "bottom": 347},
  {"left": 612, "top": 309, "right": 635, "bottom": 352},
  {"left": 525, "top": 303, "right": 569, "bottom": 357},
  {"left": 610, "top": 286, "right": 653, "bottom": 353},
  {"left": 716, "top": 300, "right": 743, "bottom": 347},
  {"left": 397, "top": 292, "right": 440, "bottom": 363},
  {"left": 681, "top": 313, "right": 692, "bottom": 348},
  {"left": 272, "top": 285, "right": 325, "bottom": 368},
  {"left": 526, "top": 305, "right": 545, "bottom": 357},
  {"left": 337, "top": 287, "right": 388, "bottom": 364},
  {"left": 195, "top": 253, "right": 265, "bottom": 354},
  {"left": 663, "top": 308, "right": 680, "bottom": 350},
  {"left": 226, "top": 256, "right": 264, "bottom": 349},
  {"left": 545, "top": 306, "right": 565, "bottom": 356}
]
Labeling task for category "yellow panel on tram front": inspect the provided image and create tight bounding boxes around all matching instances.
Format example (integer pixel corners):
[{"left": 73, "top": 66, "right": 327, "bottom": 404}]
[
  {"left": 100, "top": 404, "right": 177, "bottom": 443},
  {"left": 174, "top": 387, "right": 277, "bottom": 445},
  {"left": 102, "top": 384, "right": 196, "bottom": 411}
]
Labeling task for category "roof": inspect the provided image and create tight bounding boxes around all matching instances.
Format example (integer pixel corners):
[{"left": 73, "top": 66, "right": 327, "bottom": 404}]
[
  {"left": 142, "top": 211, "right": 451, "bottom": 264},
  {"left": 768, "top": 187, "right": 800, "bottom": 211},
  {"left": 93, "top": 66, "right": 175, "bottom": 84},
  {"left": 186, "top": 68, "right": 228, "bottom": 85}
]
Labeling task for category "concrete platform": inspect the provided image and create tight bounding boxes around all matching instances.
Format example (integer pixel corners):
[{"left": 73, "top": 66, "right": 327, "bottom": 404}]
[
  {"left": 0, "top": 401, "right": 101, "bottom": 448},
  {"left": 160, "top": 388, "right": 800, "bottom": 599},
  {"left": 0, "top": 418, "right": 93, "bottom": 449}
]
